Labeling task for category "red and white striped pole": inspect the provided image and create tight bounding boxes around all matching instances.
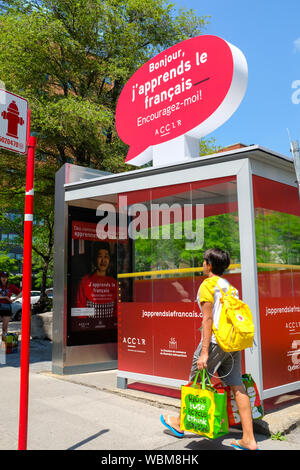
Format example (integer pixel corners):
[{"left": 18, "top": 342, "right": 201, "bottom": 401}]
[{"left": 18, "top": 109, "right": 37, "bottom": 450}]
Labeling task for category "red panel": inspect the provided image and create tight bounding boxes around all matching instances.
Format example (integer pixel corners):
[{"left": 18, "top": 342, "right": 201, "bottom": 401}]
[
  {"left": 118, "top": 301, "right": 201, "bottom": 381},
  {"left": 253, "top": 175, "right": 300, "bottom": 217},
  {"left": 118, "top": 176, "right": 236, "bottom": 207},
  {"left": 134, "top": 273, "right": 242, "bottom": 303},
  {"left": 259, "top": 296, "right": 300, "bottom": 389},
  {"left": 119, "top": 274, "right": 243, "bottom": 381}
]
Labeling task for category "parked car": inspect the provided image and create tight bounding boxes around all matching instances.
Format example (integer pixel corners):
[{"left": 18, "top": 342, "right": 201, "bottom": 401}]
[
  {"left": 13, "top": 290, "right": 41, "bottom": 306},
  {"left": 45, "top": 288, "right": 53, "bottom": 298},
  {"left": 10, "top": 301, "right": 23, "bottom": 321},
  {"left": 10, "top": 291, "right": 42, "bottom": 321}
]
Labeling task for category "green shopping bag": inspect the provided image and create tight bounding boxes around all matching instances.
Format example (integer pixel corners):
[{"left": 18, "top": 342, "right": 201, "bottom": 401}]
[
  {"left": 180, "top": 369, "right": 229, "bottom": 439},
  {"left": 227, "top": 374, "right": 264, "bottom": 425}
]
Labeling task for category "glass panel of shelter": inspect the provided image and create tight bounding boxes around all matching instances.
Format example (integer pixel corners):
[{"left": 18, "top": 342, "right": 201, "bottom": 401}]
[
  {"left": 116, "top": 176, "right": 245, "bottom": 379},
  {"left": 253, "top": 175, "right": 300, "bottom": 390}
]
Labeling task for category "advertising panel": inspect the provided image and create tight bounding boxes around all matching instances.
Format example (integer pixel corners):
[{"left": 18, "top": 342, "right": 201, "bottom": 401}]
[
  {"left": 259, "top": 296, "right": 300, "bottom": 389},
  {"left": 254, "top": 175, "right": 300, "bottom": 391},
  {"left": 71, "top": 220, "right": 118, "bottom": 332},
  {"left": 118, "top": 301, "right": 201, "bottom": 381},
  {"left": 118, "top": 273, "right": 244, "bottom": 382},
  {"left": 116, "top": 35, "right": 248, "bottom": 166},
  {"left": 67, "top": 207, "right": 122, "bottom": 346}
]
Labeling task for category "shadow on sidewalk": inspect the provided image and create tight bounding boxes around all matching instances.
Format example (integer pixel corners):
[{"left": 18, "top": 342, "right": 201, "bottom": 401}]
[
  {"left": 67, "top": 429, "right": 110, "bottom": 450},
  {"left": 0, "top": 338, "right": 52, "bottom": 369}
]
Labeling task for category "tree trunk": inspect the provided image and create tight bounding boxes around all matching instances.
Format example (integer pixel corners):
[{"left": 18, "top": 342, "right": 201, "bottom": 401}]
[{"left": 40, "top": 258, "right": 49, "bottom": 298}]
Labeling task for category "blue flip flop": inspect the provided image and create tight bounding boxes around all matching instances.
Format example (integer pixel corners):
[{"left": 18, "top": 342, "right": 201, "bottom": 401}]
[
  {"left": 231, "top": 439, "right": 260, "bottom": 450},
  {"left": 160, "top": 414, "right": 184, "bottom": 438}
]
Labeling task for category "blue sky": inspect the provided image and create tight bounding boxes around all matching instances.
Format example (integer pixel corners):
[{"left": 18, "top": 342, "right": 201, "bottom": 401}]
[{"left": 174, "top": 0, "right": 300, "bottom": 157}]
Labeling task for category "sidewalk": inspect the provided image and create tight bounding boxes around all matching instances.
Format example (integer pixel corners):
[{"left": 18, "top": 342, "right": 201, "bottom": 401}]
[
  {"left": 1, "top": 329, "right": 300, "bottom": 451},
  {"left": 47, "top": 368, "right": 300, "bottom": 439}
]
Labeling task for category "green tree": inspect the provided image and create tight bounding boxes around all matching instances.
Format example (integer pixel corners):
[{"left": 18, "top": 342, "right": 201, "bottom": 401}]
[
  {"left": 0, "top": 0, "right": 208, "bottom": 169},
  {"left": 255, "top": 210, "right": 300, "bottom": 265},
  {"left": 0, "top": 251, "right": 21, "bottom": 285},
  {"left": 0, "top": 155, "right": 57, "bottom": 295},
  {"left": 0, "top": 0, "right": 210, "bottom": 295},
  {"left": 199, "top": 138, "right": 221, "bottom": 156},
  {"left": 134, "top": 213, "right": 240, "bottom": 273}
]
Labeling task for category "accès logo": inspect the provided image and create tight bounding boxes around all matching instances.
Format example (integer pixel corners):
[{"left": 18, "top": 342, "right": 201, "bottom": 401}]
[{"left": 123, "top": 336, "right": 146, "bottom": 346}]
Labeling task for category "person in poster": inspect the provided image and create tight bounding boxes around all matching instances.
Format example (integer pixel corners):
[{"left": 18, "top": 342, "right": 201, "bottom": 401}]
[{"left": 75, "top": 242, "right": 118, "bottom": 330}]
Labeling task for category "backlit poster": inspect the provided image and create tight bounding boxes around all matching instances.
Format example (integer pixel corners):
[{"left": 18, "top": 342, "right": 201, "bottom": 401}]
[
  {"left": 67, "top": 207, "right": 120, "bottom": 346},
  {"left": 71, "top": 221, "right": 118, "bottom": 331}
]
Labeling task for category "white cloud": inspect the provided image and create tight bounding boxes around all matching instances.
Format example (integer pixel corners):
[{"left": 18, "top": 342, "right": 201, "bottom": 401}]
[{"left": 293, "top": 38, "right": 300, "bottom": 52}]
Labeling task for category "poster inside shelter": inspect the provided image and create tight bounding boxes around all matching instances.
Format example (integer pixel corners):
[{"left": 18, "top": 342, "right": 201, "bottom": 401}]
[{"left": 68, "top": 211, "right": 119, "bottom": 346}]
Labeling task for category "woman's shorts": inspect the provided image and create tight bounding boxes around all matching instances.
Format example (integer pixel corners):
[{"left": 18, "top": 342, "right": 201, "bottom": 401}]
[
  {"left": 0, "top": 303, "right": 12, "bottom": 317},
  {"left": 189, "top": 341, "right": 243, "bottom": 387}
]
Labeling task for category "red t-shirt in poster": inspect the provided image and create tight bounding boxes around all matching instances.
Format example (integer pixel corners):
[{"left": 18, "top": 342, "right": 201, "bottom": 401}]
[{"left": 76, "top": 272, "right": 118, "bottom": 320}]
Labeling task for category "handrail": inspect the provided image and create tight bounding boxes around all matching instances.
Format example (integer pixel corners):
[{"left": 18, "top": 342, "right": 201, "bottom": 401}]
[{"left": 117, "top": 262, "right": 300, "bottom": 278}]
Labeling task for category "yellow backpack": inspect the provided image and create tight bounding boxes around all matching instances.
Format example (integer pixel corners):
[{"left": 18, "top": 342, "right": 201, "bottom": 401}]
[{"left": 212, "top": 283, "right": 255, "bottom": 352}]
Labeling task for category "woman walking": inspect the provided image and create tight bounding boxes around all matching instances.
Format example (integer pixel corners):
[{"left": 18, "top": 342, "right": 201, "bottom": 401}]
[{"left": 0, "top": 271, "right": 22, "bottom": 340}]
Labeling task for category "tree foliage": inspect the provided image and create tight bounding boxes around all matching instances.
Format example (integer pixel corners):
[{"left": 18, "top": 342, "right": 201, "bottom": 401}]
[
  {"left": 134, "top": 210, "right": 300, "bottom": 274},
  {"left": 0, "top": 0, "right": 208, "bottom": 169},
  {"left": 0, "top": 251, "right": 21, "bottom": 285},
  {"left": 134, "top": 213, "right": 240, "bottom": 273},
  {"left": 0, "top": 154, "right": 56, "bottom": 293},
  {"left": 255, "top": 210, "right": 300, "bottom": 265},
  {"left": 0, "top": 0, "right": 209, "bottom": 295}
]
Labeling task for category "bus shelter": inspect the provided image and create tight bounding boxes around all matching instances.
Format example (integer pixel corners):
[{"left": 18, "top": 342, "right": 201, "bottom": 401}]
[{"left": 53, "top": 144, "right": 300, "bottom": 403}]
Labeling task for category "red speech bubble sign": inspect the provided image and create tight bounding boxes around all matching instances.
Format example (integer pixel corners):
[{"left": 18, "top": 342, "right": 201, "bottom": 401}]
[{"left": 115, "top": 35, "right": 248, "bottom": 166}]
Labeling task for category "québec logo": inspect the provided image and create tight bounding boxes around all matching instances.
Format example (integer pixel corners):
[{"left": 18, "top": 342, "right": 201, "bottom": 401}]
[{"left": 287, "top": 340, "right": 300, "bottom": 372}]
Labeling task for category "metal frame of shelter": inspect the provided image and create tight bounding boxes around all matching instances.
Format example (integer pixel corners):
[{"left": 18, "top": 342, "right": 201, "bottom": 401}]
[{"left": 53, "top": 144, "right": 300, "bottom": 402}]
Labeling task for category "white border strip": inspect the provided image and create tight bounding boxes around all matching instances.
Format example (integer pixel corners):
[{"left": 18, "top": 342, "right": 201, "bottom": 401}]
[
  {"left": 65, "top": 159, "right": 244, "bottom": 201},
  {"left": 263, "top": 381, "right": 300, "bottom": 400},
  {"left": 117, "top": 370, "right": 188, "bottom": 388}
]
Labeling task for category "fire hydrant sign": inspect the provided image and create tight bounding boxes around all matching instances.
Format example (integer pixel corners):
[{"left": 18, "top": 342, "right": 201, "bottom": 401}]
[
  {"left": 0, "top": 89, "right": 28, "bottom": 154},
  {"left": 116, "top": 35, "right": 248, "bottom": 166}
]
